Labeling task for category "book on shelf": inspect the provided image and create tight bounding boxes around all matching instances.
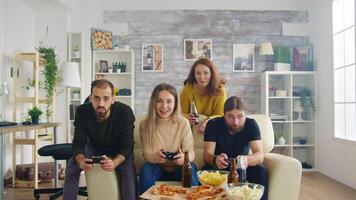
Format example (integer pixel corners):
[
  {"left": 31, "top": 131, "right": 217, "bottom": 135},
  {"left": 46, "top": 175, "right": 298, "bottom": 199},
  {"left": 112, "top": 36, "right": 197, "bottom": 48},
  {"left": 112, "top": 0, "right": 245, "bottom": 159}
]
[
  {"left": 69, "top": 104, "right": 79, "bottom": 120},
  {"left": 270, "top": 114, "right": 288, "bottom": 121}
]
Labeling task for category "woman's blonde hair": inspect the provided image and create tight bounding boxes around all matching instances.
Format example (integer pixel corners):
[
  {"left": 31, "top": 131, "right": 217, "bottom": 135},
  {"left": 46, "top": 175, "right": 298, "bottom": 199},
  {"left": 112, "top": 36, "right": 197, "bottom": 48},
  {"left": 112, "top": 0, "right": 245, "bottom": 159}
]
[{"left": 142, "top": 83, "right": 182, "bottom": 144}]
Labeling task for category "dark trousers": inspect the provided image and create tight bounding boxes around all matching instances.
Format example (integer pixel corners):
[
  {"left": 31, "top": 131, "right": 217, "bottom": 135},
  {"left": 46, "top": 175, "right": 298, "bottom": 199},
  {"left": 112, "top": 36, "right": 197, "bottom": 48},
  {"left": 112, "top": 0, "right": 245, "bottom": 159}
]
[
  {"left": 202, "top": 164, "right": 269, "bottom": 200},
  {"left": 63, "top": 144, "right": 137, "bottom": 200}
]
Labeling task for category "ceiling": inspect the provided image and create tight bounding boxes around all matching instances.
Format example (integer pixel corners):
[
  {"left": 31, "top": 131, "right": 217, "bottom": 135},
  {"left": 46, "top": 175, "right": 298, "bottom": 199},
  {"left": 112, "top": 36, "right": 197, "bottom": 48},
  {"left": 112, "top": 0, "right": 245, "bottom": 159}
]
[{"left": 21, "top": 0, "right": 75, "bottom": 10}]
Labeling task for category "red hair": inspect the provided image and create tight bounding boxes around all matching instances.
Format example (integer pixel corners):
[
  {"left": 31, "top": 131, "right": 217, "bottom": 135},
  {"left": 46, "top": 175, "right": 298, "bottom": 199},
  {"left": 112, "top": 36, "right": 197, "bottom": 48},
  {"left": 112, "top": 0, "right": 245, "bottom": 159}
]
[{"left": 184, "top": 58, "right": 225, "bottom": 96}]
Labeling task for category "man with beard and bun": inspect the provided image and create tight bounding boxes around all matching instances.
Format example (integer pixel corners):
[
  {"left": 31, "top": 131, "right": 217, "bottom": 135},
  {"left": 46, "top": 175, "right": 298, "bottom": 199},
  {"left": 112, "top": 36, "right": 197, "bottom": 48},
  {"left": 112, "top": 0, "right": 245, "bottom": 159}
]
[
  {"left": 202, "top": 96, "right": 268, "bottom": 200},
  {"left": 63, "top": 79, "right": 137, "bottom": 200}
]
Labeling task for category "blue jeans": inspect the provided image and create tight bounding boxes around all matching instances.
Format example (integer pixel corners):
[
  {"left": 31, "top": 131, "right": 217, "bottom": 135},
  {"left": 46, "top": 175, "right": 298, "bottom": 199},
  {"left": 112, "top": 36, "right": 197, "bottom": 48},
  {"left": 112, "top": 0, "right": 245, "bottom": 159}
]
[
  {"left": 63, "top": 144, "right": 137, "bottom": 200},
  {"left": 202, "top": 164, "right": 269, "bottom": 200},
  {"left": 139, "top": 162, "right": 199, "bottom": 194}
]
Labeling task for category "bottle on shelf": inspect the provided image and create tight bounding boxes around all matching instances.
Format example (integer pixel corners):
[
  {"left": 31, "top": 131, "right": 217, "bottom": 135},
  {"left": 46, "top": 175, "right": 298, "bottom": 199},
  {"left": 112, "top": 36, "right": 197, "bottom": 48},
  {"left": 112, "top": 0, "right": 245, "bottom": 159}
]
[
  {"left": 182, "top": 151, "right": 192, "bottom": 188},
  {"left": 228, "top": 158, "right": 239, "bottom": 186},
  {"left": 190, "top": 101, "right": 199, "bottom": 125}
]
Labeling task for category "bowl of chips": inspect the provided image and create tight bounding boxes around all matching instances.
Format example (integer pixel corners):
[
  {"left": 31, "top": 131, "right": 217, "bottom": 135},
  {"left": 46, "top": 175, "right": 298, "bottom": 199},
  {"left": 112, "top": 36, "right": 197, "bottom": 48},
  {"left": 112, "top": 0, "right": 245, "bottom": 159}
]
[
  {"left": 226, "top": 183, "right": 264, "bottom": 200},
  {"left": 197, "top": 170, "right": 228, "bottom": 187}
]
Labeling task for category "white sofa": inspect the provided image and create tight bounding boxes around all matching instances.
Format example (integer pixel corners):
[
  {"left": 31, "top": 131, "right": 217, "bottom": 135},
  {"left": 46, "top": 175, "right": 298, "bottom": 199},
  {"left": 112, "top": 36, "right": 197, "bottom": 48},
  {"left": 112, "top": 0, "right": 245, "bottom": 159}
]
[
  {"left": 133, "top": 114, "right": 302, "bottom": 200},
  {"left": 87, "top": 114, "right": 302, "bottom": 200}
]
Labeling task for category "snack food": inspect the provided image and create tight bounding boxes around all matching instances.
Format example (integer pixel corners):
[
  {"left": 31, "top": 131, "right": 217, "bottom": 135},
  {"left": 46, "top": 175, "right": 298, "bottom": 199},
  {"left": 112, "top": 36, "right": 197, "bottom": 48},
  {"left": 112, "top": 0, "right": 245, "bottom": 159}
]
[
  {"left": 197, "top": 170, "right": 228, "bottom": 186},
  {"left": 152, "top": 184, "right": 188, "bottom": 196},
  {"left": 226, "top": 183, "right": 264, "bottom": 200},
  {"left": 149, "top": 184, "right": 227, "bottom": 200},
  {"left": 186, "top": 185, "right": 226, "bottom": 200}
]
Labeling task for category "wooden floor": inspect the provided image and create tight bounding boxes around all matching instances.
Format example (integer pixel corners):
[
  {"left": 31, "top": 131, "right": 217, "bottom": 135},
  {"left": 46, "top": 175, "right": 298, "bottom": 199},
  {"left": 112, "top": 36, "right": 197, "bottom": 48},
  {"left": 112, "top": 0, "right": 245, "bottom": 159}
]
[
  {"left": 3, "top": 172, "right": 356, "bottom": 200},
  {"left": 299, "top": 172, "right": 356, "bottom": 200}
]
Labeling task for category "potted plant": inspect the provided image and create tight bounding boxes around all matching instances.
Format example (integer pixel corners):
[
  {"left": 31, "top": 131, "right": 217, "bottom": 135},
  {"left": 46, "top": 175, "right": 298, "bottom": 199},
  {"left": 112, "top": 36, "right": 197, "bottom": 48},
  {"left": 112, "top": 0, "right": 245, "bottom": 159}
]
[
  {"left": 73, "top": 46, "right": 80, "bottom": 58},
  {"left": 299, "top": 87, "right": 316, "bottom": 120},
  {"left": 28, "top": 107, "right": 43, "bottom": 124},
  {"left": 37, "top": 46, "right": 60, "bottom": 121},
  {"left": 273, "top": 46, "right": 291, "bottom": 71},
  {"left": 72, "top": 89, "right": 80, "bottom": 100}
]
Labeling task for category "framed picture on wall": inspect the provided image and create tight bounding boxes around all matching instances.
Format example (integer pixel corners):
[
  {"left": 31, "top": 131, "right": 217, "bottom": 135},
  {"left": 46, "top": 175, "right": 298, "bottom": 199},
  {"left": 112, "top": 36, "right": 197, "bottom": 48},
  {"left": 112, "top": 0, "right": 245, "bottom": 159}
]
[
  {"left": 91, "top": 28, "right": 113, "bottom": 50},
  {"left": 184, "top": 39, "right": 212, "bottom": 60},
  {"left": 233, "top": 44, "right": 255, "bottom": 72},
  {"left": 142, "top": 44, "right": 163, "bottom": 72},
  {"left": 99, "top": 60, "right": 109, "bottom": 73},
  {"left": 292, "top": 45, "right": 314, "bottom": 71}
]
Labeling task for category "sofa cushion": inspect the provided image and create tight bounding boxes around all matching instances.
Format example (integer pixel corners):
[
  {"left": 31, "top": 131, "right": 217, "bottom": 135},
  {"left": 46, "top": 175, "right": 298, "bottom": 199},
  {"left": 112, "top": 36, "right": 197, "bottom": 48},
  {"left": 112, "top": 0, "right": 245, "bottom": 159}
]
[{"left": 247, "top": 114, "right": 274, "bottom": 153}]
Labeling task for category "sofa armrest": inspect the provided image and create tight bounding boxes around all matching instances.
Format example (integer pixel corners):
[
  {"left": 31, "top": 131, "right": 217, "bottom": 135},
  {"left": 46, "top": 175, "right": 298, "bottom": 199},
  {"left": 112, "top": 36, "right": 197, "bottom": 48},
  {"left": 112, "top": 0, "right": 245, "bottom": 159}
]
[
  {"left": 86, "top": 165, "right": 120, "bottom": 200},
  {"left": 263, "top": 153, "right": 302, "bottom": 200}
]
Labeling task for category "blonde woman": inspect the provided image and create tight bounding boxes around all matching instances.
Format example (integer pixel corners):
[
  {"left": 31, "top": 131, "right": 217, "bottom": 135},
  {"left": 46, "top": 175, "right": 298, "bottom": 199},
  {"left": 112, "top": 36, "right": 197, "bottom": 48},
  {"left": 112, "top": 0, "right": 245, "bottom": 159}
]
[{"left": 139, "top": 83, "right": 199, "bottom": 194}]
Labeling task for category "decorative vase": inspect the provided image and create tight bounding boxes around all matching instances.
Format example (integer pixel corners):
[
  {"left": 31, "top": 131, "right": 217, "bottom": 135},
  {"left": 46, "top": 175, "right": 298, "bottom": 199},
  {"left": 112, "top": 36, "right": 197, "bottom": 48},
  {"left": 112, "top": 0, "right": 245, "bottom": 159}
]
[
  {"left": 123, "top": 45, "right": 130, "bottom": 50},
  {"left": 293, "top": 101, "right": 304, "bottom": 121},
  {"left": 278, "top": 136, "right": 286, "bottom": 145}
]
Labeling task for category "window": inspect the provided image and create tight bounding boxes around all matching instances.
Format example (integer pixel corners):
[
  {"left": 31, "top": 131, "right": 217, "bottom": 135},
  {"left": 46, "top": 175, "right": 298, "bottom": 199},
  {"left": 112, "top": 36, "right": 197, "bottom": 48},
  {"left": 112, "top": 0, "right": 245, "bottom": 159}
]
[{"left": 333, "top": 0, "right": 356, "bottom": 141}]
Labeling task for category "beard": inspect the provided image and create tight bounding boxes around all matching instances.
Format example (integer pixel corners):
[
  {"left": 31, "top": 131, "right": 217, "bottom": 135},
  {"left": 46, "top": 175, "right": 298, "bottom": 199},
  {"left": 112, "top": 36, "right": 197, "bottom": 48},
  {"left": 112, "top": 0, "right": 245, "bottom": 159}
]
[
  {"left": 95, "top": 106, "right": 110, "bottom": 118},
  {"left": 228, "top": 126, "right": 243, "bottom": 133},
  {"left": 227, "top": 123, "right": 245, "bottom": 133}
]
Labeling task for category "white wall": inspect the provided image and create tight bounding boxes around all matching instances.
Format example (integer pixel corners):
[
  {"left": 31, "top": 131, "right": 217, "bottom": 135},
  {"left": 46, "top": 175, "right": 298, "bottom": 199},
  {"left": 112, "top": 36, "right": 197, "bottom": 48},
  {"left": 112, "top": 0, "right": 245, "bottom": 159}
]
[
  {"left": 0, "top": 0, "right": 36, "bottom": 172},
  {"left": 309, "top": 0, "right": 356, "bottom": 189},
  {"left": 0, "top": 0, "right": 5, "bottom": 114}
]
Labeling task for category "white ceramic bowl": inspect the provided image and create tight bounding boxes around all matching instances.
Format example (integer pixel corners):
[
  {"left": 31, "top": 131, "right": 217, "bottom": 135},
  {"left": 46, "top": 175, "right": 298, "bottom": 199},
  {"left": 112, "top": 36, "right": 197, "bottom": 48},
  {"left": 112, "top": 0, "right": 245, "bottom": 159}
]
[{"left": 226, "top": 183, "right": 265, "bottom": 200}]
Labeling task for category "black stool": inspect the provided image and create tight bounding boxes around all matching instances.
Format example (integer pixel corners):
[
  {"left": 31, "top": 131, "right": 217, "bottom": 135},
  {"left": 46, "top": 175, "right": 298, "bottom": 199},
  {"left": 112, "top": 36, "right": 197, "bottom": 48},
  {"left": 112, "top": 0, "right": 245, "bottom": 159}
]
[{"left": 33, "top": 143, "right": 87, "bottom": 200}]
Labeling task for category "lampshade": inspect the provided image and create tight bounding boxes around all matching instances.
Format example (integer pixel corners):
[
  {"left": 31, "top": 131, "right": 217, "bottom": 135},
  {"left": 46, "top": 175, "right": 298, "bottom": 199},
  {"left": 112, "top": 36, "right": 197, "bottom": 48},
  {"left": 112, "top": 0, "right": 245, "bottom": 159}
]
[
  {"left": 260, "top": 42, "right": 274, "bottom": 55},
  {"left": 0, "top": 81, "right": 8, "bottom": 96},
  {"left": 61, "top": 62, "right": 81, "bottom": 87}
]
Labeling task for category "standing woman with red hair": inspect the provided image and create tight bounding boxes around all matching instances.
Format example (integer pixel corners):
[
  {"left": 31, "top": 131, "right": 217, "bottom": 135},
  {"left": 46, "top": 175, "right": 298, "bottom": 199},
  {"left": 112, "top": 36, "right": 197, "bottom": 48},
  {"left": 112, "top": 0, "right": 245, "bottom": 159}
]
[{"left": 180, "top": 58, "right": 226, "bottom": 134}]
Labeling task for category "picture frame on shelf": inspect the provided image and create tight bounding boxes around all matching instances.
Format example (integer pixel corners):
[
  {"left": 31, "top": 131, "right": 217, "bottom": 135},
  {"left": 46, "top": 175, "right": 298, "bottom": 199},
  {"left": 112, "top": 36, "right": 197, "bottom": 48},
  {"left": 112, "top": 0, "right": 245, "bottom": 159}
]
[
  {"left": 233, "top": 44, "right": 255, "bottom": 72},
  {"left": 142, "top": 44, "right": 163, "bottom": 72},
  {"left": 91, "top": 28, "right": 113, "bottom": 50},
  {"left": 184, "top": 39, "right": 212, "bottom": 60},
  {"left": 292, "top": 45, "right": 314, "bottom": 71},
  {"left": 95, "top": 74, "right": 104, "bottom": 80},
  {"left": 99, "top": 60, "right": 109, "bottom": 73}
]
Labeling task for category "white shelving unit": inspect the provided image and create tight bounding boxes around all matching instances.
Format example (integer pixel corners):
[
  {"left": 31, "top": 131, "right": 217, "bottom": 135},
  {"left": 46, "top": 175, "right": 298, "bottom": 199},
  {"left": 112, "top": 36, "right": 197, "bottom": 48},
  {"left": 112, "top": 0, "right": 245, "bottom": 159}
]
[
  {"left": 66, "top": 33, "right": 85, "bottom": 142},
  {"left": 92, "top": 50, "right": 135, "bottom": 110},
  {"left": 261, "top": 71, "right": 316, "bottom": 171}
]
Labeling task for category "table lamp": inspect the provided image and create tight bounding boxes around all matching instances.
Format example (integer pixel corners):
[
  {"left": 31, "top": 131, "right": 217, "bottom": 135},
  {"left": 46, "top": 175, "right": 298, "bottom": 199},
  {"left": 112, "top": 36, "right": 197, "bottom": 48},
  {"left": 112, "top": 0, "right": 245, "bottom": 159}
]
[
  {"left": 61, "top": 62, "right": 81, "bottom": 88},
  {"left": 259, "top": 42, "right": 274, "bottom": 55},
  {"left": 260, "top": 42, "right": 274, "bottom": 71},
  {"left": 0, "top": 81, "right": 9, "bottom": 120}
]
